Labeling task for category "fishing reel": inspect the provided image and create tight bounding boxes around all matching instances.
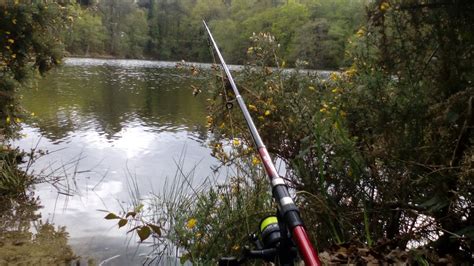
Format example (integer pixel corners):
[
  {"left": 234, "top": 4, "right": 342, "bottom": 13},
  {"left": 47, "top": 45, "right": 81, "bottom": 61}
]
[{"left": 219, "top": 214, "right": 298, "bottom": 266}]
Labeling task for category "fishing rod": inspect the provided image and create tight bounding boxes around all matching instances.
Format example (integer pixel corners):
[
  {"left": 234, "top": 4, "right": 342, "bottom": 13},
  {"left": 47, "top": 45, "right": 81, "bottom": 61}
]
[{"left": 203, "top": 20, "right": 321, "bottom": 266}]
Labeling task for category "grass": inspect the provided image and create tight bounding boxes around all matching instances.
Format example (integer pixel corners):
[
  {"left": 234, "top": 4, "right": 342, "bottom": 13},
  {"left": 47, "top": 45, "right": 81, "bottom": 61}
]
[{"left": 105, "top": 147, "right": 275, "bottom": 264}]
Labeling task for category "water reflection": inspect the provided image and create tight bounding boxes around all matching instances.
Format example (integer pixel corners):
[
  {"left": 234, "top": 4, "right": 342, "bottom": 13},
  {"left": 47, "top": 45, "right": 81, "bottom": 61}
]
[
  {"left": 23, "top": 59, "right": 210, "bottom": 143},
  {"left": 13, "top": 58, "right": 219, "bottom": 264}
]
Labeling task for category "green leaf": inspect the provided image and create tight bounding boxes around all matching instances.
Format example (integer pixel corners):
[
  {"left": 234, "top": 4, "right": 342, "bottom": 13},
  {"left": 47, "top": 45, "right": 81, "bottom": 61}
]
[
  {"left": 105, "top": 213, "right": 120, "bottom": 220},
  {"left": 126, "top": 211, "right": 137, "bottom": 218},
  {"left": 137, "top": 226, "right": 151, "bottom": 241},
  {"left": 118, "top": 219, "right": 128, "bottom": 228},
  {"left": 148, "top": 223, "right": 161, "bottom": 236}
]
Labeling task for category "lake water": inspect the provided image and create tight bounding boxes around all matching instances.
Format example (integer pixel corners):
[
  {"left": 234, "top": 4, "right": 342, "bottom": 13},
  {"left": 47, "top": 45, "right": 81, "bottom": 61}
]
[{"left": 12, "top": 58, "right": 220, "bottom": 264}]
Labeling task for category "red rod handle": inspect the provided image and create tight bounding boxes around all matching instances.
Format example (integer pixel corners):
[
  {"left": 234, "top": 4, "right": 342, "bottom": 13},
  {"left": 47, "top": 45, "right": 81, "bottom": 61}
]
[{"left": 293, "top": 226, "right": 322, "bottom": 266}]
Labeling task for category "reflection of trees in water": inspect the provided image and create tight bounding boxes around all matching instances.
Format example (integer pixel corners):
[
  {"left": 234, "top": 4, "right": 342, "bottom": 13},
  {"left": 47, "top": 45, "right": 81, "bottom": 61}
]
[
  {"left": 25, "top": 64, "right": 209, "bottom": 142},
  {"left": 0, "top": 194, "right": 75, "bottom": 264}
]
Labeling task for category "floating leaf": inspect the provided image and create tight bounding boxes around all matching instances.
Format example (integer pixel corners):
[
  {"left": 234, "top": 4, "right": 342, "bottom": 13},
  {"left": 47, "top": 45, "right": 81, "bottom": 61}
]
[
  {"left": 105, "top": 213, "right": 120, "bottom": 220},
  {"left": 118, "top": 219, "right": 127, "bottom": 228},
  {"left": 137, "top": 226, "right": 151, "bottom": 241},
  {"left": 148, "top": 224, "right": 161, "bottom": 236}
]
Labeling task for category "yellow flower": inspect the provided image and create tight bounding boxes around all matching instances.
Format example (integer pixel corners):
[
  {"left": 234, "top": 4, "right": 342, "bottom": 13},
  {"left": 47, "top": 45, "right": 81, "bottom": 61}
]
[
  {"left": 232, "top": 138, "right": 240, "bottom": 146},
  {"left": 258, "top": 116, "right": 264, "bottom": 121},
  {"left": 331, "top": 88, "right": 340, "bottom": 93},
  {"left": 344, "top": 67, "right": 357, "bottom": 77},
  {"left": 380, "top": 2, "right": 390, "bottom": 11},
  {"left": 308, "top": 86, "right": 316, "bottom": 91},
  {"left": 264, "top": 110, "right": 271, "bottom": 116},
  {"left": 15, "top": 117, "right": 21, "bottom": 123},
  {"left": 31, "top": 112, "right": 35, "bottom": 116},
  {"left": 248, "top": 104, "right": 258, "bottom": 112},
  {"left": 319, "top": 108, "right": 327, "bottom": 113},
  {"left": 187, "top": 218, "right": 197, "bottom": 229},
  {"left": 7, "top": 39, "right": 14, "bottom": 44},
  {"left": 329, "top": 72, "right": 339, "bottom": 81},
  {"left": 6, "top": 116, "right": 10, "bottom": 124},
  {"left": 356, "top": 28, "right": 365, "bottom": 38},
  {"left": 252, "top": 156, "right": 261, "bottom": 165}
]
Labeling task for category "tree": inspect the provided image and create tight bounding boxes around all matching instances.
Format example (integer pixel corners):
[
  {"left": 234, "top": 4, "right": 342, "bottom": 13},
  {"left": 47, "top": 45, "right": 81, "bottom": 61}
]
[
  {"left": 65, "top": 6, "right": 107, "bottom": 56},
  {"left": 121, "top": 8, "right": 149, "bottom": 58},
  {"left": 0, "top": 2, "right": 70, "bottom": 137}
]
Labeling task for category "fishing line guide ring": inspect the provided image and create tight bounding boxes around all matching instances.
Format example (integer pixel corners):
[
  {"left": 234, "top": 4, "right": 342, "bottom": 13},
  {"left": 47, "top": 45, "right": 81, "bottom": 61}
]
[{"left": 226, "top": 99, "right": 236, "bottom": 110}]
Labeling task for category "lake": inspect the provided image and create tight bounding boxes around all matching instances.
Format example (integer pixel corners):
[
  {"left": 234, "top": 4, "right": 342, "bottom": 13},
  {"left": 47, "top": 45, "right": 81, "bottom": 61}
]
[{"left": 12, "top": 58, "right": 220, "bottom": 264}]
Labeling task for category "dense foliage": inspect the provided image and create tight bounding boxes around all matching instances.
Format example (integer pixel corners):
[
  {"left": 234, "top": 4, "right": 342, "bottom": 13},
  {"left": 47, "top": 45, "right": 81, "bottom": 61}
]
[
  {"left": 67, "top": 0, "right": 365, "bottom": 69},
  {"left": 0, "top": 2, "right": 70, "bottom": 195},
  {"left": 0, "top": 2, "right": 75, "bottom": 264},
  {"left": 200, "top": 0, "right": 473, "bottom": 263},
  {"left": 1, "top": 2, "right": 70, "bottom": 137}
]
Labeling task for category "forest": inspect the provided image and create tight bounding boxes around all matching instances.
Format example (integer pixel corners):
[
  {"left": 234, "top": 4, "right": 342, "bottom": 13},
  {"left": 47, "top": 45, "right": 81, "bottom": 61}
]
[
  {"left": 67, "top": 0, "right": 364, "bottom": 69},
  {"left": 0, "top": 0, "right": 473, "bottom": 265}
]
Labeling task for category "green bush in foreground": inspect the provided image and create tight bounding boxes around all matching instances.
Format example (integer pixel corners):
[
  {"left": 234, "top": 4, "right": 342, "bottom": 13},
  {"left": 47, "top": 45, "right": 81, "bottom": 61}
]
[{"left": 205, "top": 0, "right": 473, "bottom": 262}]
